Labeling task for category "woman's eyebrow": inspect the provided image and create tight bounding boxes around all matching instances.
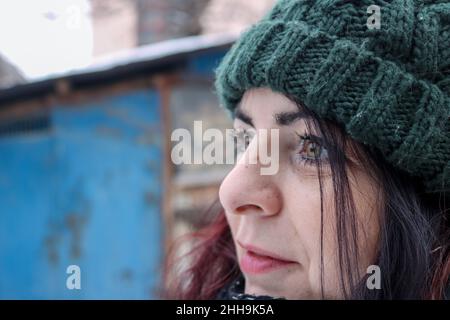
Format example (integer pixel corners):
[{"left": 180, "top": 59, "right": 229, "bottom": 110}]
[
  {"left": 274, "top": 111, "right": 310, "bottom": 126},
  {"left": 234, "top": 106, "right": 309, "bottom": 127},
  {"left": 234, "top": 107, "right": 254, "bottom": 126}
]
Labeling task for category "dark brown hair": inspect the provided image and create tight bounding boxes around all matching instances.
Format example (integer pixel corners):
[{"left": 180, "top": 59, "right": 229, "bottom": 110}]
[{"left": 163, "top": 97, "right": 449, "bottom": 300}]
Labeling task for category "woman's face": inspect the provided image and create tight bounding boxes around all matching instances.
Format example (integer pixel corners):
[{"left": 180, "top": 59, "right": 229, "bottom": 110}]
[{"left": 219, "top": 87, "right": 381, "bottom": 299}]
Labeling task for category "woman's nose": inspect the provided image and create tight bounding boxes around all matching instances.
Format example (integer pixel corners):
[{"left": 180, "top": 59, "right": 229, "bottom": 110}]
[{"left": 219, "top": 138, "right": 282, "bottom": 217}]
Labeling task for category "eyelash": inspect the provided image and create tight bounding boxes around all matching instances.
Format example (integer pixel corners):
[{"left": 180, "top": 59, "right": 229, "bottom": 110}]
[
  {"left": 230, "top": 128, "right": 254, "bottom": 154},
  {"left": 230, "top": 128, "right": 329, "bottom": 167},
  {"left": 294, "top": 132, "right": 329, "bottom": 167}
]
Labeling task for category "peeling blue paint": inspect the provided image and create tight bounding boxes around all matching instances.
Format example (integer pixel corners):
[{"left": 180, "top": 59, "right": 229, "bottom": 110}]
[{"left": 0, "top": 89, "right": 163, "bottom": 299}]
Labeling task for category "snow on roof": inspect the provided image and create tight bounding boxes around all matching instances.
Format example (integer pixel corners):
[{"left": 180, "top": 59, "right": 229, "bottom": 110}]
[
  {"left": 88, "top": 31, "right": 239, "bottom": 75},
  {"left": 0, "top": 32, "right": 239, "bottom": 104},
  {"left": 31, "top": 31, "right": 239, "bottom": 82}
]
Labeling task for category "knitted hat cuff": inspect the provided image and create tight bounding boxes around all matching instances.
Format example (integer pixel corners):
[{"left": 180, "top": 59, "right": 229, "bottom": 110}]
[{"left": 214, "top": 19, "right": 450, "bottom": 194}]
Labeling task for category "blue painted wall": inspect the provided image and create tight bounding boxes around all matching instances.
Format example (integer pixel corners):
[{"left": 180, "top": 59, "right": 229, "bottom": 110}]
[
  {"left": 187, "top": 49, "right": 227, "bottom": 77},
  {"left": 0, "top": 89, "right": 164, "bottom": 299}
]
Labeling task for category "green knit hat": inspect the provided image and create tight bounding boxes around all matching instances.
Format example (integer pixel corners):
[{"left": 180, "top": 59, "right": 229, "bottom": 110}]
[{"left": 214, "top": 0, "right": 450, "bottom": 194}]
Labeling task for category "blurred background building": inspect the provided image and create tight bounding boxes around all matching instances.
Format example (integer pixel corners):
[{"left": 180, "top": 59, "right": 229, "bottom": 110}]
[
  {"left": 0, "top": 0, "right": 275, "bottom": 299},
  {"left": 90, "top": 0, "right": 275, "bottom": 57},
  {"left": 0, "top": 54, "right": 26, "bottom": 89}
]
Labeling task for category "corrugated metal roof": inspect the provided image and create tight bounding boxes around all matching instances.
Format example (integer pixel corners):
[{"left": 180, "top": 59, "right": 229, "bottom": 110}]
[{"left": 0, "top": 32, "right": 238, "bottom": 106}]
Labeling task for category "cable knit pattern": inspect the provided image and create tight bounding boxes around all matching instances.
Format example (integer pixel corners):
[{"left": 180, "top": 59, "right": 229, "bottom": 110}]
[{"left": 214, "top": 0, "right": 450, "bottom": 194}]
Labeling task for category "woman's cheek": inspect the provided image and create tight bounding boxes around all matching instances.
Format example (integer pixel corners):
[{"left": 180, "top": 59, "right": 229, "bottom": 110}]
[
  {"left": 224, "top": 209, "right": 240, "bottom": 239},
  {"left": 284, "top": 174, "right": 342, "bottom": 296}
]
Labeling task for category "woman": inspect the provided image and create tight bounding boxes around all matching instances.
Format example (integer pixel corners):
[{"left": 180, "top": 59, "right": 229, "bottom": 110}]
[{"left": 164, "top": 0, "right": 450, "bottom": 299}]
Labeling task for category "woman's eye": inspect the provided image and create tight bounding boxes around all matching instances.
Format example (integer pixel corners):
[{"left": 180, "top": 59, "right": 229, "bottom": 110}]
[
  {"left": 230, "top": 128, "right": 255, "bottom": 154},
  {"left": 295, "top": 134, "right": 329, "bottom": 165}
]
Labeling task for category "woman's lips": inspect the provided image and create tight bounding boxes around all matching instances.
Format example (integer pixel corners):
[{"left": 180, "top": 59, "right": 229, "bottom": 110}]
[{"left": 238, "top": 241, "right": 297, "bottom": 274}]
